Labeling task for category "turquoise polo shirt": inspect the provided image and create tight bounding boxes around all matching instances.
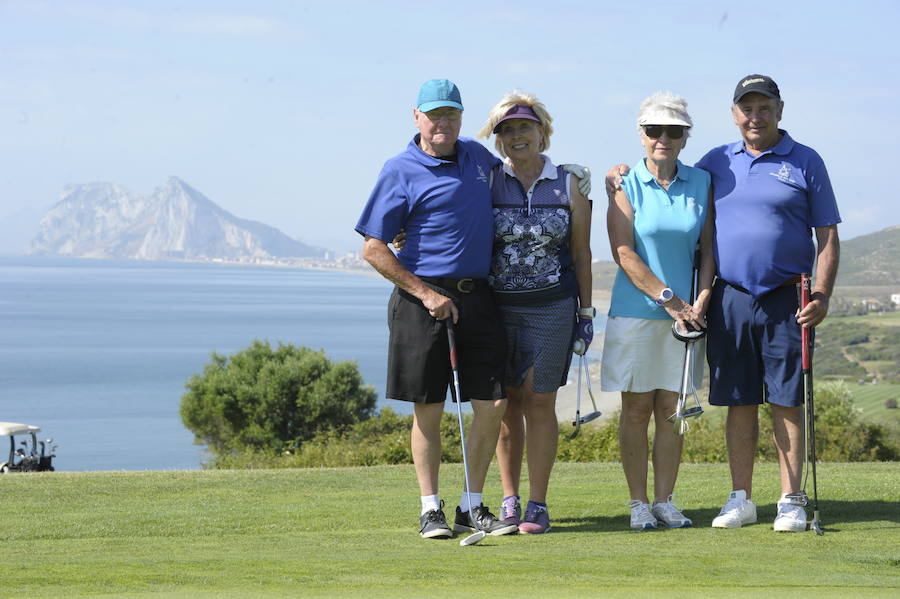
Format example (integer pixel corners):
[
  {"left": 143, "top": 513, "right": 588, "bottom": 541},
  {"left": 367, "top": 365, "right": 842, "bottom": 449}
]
[
  {"left": 609, "top": 159, "right": 711, "bottom": 319},
  {"left": 695, "top": 130, "right": 841, "bottom": 297}
]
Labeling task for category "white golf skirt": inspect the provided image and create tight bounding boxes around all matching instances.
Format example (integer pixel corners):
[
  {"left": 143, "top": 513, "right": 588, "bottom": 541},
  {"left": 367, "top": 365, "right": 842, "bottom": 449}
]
[{"left": 600, "top": 316, "right": 705, "bottom": 394}]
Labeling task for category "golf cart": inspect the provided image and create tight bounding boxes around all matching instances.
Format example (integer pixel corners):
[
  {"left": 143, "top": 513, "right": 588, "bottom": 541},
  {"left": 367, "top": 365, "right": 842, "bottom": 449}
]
[{"left": 0, "top": 421, "right": 57, "bottom": 473}]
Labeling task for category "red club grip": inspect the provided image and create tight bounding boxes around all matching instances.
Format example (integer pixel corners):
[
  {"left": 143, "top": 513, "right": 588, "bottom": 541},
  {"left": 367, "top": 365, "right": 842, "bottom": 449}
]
[
  {"left": 800, "top": 273, "right": 811, "bottom": 370},
  {"left": 446, "top": 319, "right": 459, "bottom": 370}
]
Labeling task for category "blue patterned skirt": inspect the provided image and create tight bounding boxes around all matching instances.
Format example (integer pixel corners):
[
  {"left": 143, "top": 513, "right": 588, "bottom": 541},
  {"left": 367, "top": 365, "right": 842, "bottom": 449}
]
[{"left": 497, "top": 296, "right": 577, "bottom": 393}]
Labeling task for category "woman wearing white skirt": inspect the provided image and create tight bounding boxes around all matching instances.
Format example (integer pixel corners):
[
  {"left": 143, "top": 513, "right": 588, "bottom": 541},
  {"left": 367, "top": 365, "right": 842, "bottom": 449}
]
[{"left": 602, "top": 92, "right": 715, "bottom": 530}]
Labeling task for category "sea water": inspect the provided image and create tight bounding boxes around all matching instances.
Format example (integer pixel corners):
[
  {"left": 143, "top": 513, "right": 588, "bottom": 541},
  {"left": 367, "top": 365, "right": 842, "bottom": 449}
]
[
  {"left": 0, "top": 257, "right": 393, "bottom": 471},
  {"left": 0, "top": 256, "right": 605, "bottom": 471}
]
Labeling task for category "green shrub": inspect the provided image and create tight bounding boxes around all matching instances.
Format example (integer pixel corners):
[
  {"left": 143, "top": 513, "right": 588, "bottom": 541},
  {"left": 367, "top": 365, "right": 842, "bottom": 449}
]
[
  {"left": 181, "top": 340, "right": 377, "bottom": 461},
  {"left": 556, "top": 411, "right": 621, "bottom": 462},
  {"left": 207, "top": 381, "right": 900, "bottom": 468}
]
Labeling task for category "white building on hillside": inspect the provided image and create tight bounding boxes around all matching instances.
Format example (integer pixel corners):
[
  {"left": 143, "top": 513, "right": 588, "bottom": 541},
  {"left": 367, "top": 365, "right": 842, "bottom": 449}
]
[{"left": 891, "top": 293, "right": 900, "bottom": 306}]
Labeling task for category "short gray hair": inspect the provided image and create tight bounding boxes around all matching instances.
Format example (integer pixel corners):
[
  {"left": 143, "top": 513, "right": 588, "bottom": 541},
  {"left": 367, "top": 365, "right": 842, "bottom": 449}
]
[{"left": 636, "top": 91, "right": 692, "bottom": 138}]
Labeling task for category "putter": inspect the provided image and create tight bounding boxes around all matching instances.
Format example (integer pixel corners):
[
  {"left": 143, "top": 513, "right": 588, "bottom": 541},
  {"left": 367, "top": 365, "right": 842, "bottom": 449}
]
[
  {"left": 668, "top": 251, "right": 705, "bottom": 434},
  {"left": 570, "top": 352, "right": 601, "bottom": 438},
  {"left": 799, "top": 273, "right": 824, "bottom": 535},
  {"left": 446, "top": 319, "right": 486, "bottom": 547}
]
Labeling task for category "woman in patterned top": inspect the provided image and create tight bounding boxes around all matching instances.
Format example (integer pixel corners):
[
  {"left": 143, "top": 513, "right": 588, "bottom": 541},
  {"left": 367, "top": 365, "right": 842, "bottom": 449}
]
[{"left": 476, "top": 92, "right": 593, "bottom": 534}]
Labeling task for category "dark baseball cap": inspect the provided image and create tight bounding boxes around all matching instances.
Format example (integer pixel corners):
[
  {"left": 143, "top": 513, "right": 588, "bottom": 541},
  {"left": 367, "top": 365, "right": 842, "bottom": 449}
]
[{"left": 733, "top": 74, "right": 781, "bottom": 103}]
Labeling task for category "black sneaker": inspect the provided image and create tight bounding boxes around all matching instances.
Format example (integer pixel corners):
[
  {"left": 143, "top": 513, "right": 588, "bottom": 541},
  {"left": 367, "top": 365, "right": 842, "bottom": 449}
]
[
  {"left": 454, "top": 504, "right": 518, "bottom": 536},
  {"left": 419, "top": 501, "right": 452, "bottom": 539}
]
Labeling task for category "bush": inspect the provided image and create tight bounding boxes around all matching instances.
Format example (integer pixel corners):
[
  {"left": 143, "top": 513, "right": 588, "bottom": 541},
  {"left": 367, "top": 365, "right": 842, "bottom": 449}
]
[
  {"left": 556, "top": 411, "right": 621, "bottom": 462},
  {"left": 206, "top": 381, "right": 900, "bottom": 469},
  {"left": 181, "top": 340, "right": 377, "bottom": 462}
]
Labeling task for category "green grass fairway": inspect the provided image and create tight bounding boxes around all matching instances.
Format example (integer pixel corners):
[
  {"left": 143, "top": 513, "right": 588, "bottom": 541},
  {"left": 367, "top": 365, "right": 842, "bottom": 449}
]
[
  {"left": 833, "top": 310, "right": 900, "bottom": 328},
  {"left": 850, "top": 383, "right": 900, "bottom": 423},
  {"left": 1, "top": 464, "right": 898, "bottom": 598}
]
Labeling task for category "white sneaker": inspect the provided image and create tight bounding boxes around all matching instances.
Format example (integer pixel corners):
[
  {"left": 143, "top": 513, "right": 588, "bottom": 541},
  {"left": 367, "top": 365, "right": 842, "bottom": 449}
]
[
  {"left": 629, "top": 500, "right": 657, "bottom": 530},
  {"left": 773, "top": 495, "right": 808, "bottom": 532},
  {"left": 711, "top": 490, "right": 757, "bottom": 528},
  {"left": 652, "top": 495, "right": 692, "bottom": 528}
]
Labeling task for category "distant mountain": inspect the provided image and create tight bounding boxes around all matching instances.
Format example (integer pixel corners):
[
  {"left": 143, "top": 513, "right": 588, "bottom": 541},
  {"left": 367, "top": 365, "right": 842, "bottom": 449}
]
[
  {"left": 836, "top": 226, "right": 900, "bottom": 286},
  {"left": 28, "top": 177, "right": 326, "bottom": 261}
]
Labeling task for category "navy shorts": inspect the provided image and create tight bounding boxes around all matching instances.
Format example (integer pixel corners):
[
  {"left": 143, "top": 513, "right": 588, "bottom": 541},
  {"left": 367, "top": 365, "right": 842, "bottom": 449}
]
[
  {"left": 386, "top": 280, "right": 506, "bottom": 404},
  {"left": 706, "top": 279, "right": 809, "bottom": 408}
]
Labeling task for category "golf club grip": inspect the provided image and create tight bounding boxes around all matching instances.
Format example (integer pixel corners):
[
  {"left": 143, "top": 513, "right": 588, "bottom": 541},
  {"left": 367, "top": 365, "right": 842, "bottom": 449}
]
[
  {"left": 446, "top": 319, "right": 458, "bottom": 370},
  {"left": 800, "top": 273, "right": 811, "bottom": 371}
]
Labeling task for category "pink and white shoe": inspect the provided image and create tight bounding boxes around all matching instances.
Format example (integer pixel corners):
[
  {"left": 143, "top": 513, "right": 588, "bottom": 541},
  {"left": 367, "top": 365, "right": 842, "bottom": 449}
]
[{"left": 518, "top": 501, "right": 551, "bottom": 534}]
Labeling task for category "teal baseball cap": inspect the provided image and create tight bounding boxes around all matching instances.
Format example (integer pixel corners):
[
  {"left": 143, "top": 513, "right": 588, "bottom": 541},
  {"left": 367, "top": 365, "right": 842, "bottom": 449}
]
[{"left": 416, "top": 79, "right": 464, "bottom": 112}]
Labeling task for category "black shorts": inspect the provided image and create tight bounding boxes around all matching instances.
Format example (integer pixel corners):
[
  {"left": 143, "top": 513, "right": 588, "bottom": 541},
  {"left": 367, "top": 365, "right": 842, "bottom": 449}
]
[{"left": 386, "top": 280, "right": 506, "bottom": 403}]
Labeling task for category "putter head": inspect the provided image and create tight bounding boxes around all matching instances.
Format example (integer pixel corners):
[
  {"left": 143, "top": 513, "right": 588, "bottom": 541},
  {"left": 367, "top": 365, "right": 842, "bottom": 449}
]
[
  {"left": 672, "top": 320, "right": 706, "bottom": 343},
  {"left": 785, "top": 491, "right": 809, "bottom": 507},
  {"left": 459, "top": 530, "right": 486, "bottom": 546},
  {"left": 568, "top": 422, "right": 581, "bottom": 439},
  {"left": 577, "top": 411, "right": 602, "bottom": 425},
  {"left": 811, "top": 518, "right": 824, "bottom": 536},
  {"left": 681, "top": 406, "right": 704, "bottom": 419}
]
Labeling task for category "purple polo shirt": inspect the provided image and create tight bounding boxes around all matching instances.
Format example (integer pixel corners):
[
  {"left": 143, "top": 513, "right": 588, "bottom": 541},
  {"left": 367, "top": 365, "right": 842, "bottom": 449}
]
[
  {"left": 695, "top": 130, "right": 841, "bottom": 297},
  {"left": 355, "top": 135, "right": 500, "bottom": 278}
]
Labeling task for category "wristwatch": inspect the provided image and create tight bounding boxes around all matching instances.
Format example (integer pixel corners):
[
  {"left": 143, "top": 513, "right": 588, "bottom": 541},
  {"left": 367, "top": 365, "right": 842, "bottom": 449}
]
[
  {"left": 578, "top": 306, "right": 596, "bottom": 318},
  {"left": 654, "top": 287, "right": 674, "bottom": 306}
]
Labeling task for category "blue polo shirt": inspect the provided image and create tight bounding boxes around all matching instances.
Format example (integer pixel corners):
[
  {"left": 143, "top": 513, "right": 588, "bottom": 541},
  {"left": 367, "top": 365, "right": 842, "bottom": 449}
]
[
  {"left": 695, "top": 130, "right": 841, "bottom": 297},
  {"left": 609, "top": 159, "right": 711, "bottom": 319},
  {"left": 355, "top": 135, "right": 500, "bottom": 278}
]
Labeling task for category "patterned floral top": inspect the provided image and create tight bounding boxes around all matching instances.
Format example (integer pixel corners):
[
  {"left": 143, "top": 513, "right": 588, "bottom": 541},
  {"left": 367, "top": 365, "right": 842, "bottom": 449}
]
[{"left": 488, "top": 156, "right": 578, "bottom": 306}]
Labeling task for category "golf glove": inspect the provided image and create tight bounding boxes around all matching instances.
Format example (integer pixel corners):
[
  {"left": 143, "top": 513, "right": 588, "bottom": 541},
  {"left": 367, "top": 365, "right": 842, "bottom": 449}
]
[
  {"left": 562, "top": 164, "right": 591, "bottom": 197},
  {"left": 573, "top": 316, "right": 593, "bottom": 355}
]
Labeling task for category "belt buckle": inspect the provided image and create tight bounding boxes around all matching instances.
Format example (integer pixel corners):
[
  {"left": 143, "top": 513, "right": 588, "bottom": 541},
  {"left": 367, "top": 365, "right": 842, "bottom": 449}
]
[{"left": 456, "top": 278, "right": 474, "bottom": 293}]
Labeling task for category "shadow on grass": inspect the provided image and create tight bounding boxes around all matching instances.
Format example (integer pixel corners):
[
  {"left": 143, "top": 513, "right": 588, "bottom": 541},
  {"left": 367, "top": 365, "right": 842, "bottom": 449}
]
[{"left": 553, "top": 500, "right": 900, "bottom": 534}]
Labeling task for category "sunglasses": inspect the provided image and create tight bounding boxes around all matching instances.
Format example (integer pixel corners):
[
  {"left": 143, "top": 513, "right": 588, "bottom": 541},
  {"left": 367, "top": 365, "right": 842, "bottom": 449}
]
[{"left": 643, "top": 125, "right": 686, "bottom": 139}]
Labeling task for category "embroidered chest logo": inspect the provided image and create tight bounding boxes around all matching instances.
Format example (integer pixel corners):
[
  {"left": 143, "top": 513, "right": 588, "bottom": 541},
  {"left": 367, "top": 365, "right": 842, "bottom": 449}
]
[
  {"left": 770, "top": 162, "right": 797, "bottom": 184},
  {"left": 476, "top": 165, "right": 488, "bottom": 183}
]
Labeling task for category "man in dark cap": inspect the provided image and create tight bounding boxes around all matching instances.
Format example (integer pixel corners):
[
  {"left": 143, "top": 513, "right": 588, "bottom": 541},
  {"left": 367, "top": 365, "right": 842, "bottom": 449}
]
[
  {"left": 605, "top": 74, "right": 841, "bottom": 532},
  {"left": 695, "top": 74, "right": 841, "bottom": 532}
]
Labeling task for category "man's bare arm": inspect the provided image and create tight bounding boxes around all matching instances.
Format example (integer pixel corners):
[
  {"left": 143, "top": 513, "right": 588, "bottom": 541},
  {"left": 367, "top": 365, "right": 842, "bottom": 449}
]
[
  {"left": 361, "top": 236, "right": 459, "bottom": 322},
  {"left": 797, "top": 224, "right": 839, "bottom": 327}
]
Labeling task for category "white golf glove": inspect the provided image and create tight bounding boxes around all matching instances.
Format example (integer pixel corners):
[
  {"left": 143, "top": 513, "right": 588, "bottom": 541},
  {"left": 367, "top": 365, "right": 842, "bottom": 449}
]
[{"left": 562, "top": 164, "right": 591, "bottom": 197}]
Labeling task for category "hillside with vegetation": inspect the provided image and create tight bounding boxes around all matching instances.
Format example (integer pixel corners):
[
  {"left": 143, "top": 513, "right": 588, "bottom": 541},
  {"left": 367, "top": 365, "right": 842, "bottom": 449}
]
[{"left": 835, "top": 225, "right": 900, "bottom": 286}]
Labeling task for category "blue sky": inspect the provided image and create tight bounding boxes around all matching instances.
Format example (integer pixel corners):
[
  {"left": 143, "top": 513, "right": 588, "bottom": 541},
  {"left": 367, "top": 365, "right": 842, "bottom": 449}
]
[{"left": 1, "top": 0, "right": 896, "bottom": 260}]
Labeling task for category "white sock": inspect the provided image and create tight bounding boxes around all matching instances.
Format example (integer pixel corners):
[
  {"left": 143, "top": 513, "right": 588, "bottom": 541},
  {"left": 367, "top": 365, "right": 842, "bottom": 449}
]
[
  {"left": 460, "top": 491, "right": 482, "bottom": 512},
  {"left": 421, "top": 494, "right": 440, "bottom": 516}
]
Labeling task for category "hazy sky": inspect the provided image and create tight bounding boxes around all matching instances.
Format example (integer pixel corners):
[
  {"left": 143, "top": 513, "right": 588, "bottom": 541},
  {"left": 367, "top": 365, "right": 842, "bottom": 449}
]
[{"left": 1, "top": 0, "right": 896, "bottom": 259}]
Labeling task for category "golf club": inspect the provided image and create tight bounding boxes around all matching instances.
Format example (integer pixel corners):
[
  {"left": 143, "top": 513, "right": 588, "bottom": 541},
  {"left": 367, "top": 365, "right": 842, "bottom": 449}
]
[
  {"left": 669, "top": 250, "right": 705, "bottom": 434},
  {"left": 446, "top": 319, "right": 486, "bottom": 547},
  {"left": 799, "top": 273, "right": 824, "bottom": 535},
  {"left": 570, "top": 352, "right": 601, "bottom": 439}
]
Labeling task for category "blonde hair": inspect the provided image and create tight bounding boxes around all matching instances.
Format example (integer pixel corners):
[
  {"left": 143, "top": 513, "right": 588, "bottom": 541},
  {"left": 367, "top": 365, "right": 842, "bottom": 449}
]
[
  {"left": 477, "top": 91, "right": 554, "bottom": 157},
  {"left": 636, "top": 91, "right": 692, "bottom": 138}
]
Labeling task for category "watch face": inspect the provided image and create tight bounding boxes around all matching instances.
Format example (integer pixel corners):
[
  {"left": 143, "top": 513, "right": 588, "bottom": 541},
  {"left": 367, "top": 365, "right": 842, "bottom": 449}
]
[{"left": 661, "top": 288, "right": 673, "bottom": 301}]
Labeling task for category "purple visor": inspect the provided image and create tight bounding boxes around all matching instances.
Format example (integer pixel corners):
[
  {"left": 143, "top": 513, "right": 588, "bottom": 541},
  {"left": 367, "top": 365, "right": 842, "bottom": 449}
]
[{"left": 492, "top": 104, "right": 541, "bottom": 133}]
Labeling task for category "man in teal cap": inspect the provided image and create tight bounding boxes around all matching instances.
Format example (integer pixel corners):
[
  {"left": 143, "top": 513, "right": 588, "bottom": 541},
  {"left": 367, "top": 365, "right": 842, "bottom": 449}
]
[{"left": 356, "top": 79, "right": 517, "bottom": 539}]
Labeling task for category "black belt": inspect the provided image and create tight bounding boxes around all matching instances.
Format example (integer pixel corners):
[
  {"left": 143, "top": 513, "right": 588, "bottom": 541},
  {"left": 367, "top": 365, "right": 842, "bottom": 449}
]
[
  {"left": 722, "top": 276, "right": 801, "bottom": 295},
  {"left": 420, "top": 276, "right": 486, "bottom": 294}
]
